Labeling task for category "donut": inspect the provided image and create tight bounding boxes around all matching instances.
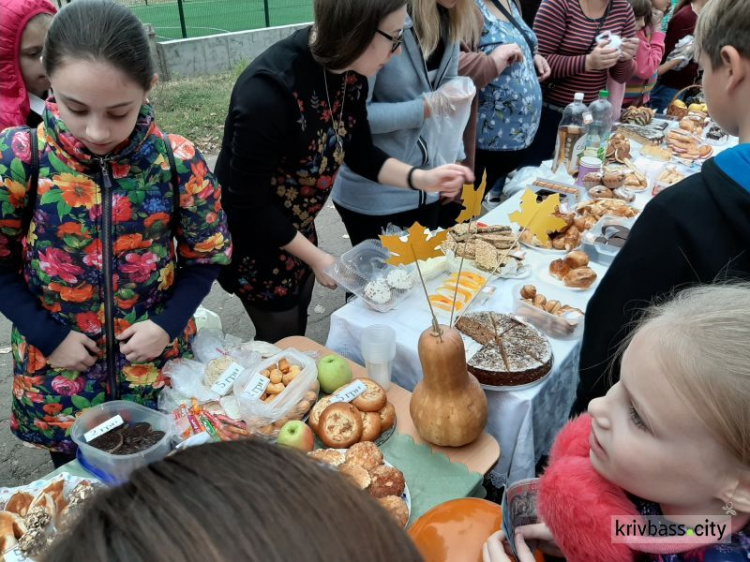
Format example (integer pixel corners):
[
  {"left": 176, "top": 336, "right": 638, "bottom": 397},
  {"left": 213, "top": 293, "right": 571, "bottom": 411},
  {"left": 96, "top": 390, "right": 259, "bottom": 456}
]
[
  {"left": 351, "top": 378, "right": 387, "bottom": 412},
  {"left": 317, "top": 403, "right": 363, "bottom": 448}
]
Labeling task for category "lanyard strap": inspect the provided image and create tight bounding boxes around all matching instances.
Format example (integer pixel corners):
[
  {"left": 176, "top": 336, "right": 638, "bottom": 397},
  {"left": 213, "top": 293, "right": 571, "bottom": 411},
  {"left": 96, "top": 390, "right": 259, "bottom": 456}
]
[
  {"left": 586, "top": 0, "right": 614, "bottom": 52},
  {"left": 488, "top": 0, "right": 538, "bottom": 56}
]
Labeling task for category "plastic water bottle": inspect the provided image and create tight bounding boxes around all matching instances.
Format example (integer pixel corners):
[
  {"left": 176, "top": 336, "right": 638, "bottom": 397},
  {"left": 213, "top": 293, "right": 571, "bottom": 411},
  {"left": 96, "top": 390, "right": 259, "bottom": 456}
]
[
  {"left": 552, "top": 92, "right": 591, "bottom": 175},
  {"left": 586, "top": 90, "right": 614, "bottom": 150}
]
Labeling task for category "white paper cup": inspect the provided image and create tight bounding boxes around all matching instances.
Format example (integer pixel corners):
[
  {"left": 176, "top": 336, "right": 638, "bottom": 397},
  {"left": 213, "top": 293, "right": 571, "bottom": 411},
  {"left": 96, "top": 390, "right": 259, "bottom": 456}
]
[{"left": 361, "top": 325, "right": 396, "bottom": 390}]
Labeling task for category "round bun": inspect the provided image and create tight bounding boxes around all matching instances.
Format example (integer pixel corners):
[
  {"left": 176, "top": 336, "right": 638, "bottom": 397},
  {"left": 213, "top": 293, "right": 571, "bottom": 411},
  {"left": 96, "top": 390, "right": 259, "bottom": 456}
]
[
  {"left": 369, "top": 466, "right": 406, "bottom": 499},
  {"left": 378, "top": 402, "right": 396, "bottom": 432},
  {"left": 345, "top": 441, "right": 384, "bottom": 472},
  {"left": 548, "top": 259, "right": 571, "bottom": 280},
  {"left": 563, "top": 267, "right": 598, "bottom": 289},
  {"left": 360, "top": 411, "right": 383, "bottom": 442},
  {"left": 308, "top": 396, "right": 333, "bottom": 433},
  {"left": 351, "top": 378, "right": 387, "bottom": 412},
  {"left": 378, "top": 495, "right": 410, "bottom": 528},
  {"left": 564, "top": 250, "right": 589, "bottom": 269},
  {"left": 339, "top": 463, "right": 372, "bottom": 490},
  {"left": 317, "top": 403, "right": 364, "bottom": 448}
]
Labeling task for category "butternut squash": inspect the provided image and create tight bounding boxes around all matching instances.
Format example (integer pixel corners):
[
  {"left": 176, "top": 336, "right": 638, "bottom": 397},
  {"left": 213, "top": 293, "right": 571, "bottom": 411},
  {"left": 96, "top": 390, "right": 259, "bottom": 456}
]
[{"left": 410, "top": 324, "right": 488, "bottom": 447}]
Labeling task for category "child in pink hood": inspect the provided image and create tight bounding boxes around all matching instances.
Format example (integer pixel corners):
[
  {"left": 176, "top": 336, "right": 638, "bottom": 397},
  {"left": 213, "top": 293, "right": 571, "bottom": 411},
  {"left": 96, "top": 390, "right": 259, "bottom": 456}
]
[
  {"left": 0, "top": 0, "right": 56, "bottom": 130},
  {"left": 608, "top": 0, "right": 668, "bottom": 117}
]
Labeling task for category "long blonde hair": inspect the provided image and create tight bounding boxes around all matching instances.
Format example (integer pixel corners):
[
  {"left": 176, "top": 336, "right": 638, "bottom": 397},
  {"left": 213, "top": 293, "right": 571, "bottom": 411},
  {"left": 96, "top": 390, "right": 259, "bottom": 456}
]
[
  {"left": 411, "top": 0, "right": 481, "bottom": 58},
  {"left": 631, "top": 283, "right": 750, "bottom": 466}
]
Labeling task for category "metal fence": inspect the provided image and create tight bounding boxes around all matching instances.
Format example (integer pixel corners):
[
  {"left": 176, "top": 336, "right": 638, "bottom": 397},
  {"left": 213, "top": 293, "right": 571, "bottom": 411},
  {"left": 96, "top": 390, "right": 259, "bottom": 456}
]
[{"left": 54, "top": 0, "right": 313, "bottom": 40}]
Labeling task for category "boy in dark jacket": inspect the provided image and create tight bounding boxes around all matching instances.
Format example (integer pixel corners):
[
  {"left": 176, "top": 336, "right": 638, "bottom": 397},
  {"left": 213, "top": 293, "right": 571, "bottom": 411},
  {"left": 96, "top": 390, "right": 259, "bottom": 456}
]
[{"left": 572, "top": 0, "right": 750, "bottom": 415}]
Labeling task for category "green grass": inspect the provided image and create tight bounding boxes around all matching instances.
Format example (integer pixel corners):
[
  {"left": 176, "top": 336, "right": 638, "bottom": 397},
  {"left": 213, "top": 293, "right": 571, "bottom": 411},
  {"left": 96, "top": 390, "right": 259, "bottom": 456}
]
[
  {"left": 150, "top": 67, "right": 243, "bottom": 154},
  {"left": 127, "top": 0, "right": 312, "bottom": 40}
]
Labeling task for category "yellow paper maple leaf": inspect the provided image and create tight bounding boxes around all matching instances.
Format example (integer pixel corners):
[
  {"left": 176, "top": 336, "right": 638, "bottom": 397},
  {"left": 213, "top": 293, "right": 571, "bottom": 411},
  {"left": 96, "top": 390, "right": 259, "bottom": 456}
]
[
  {"left": 508, "top": 189, "right": 569, "bottom": 245},
  {"left": 379, "top": 222, "right": 448, "bottom": 266},
  {"left": 454, "top": 171, "right": 487, "bottom": 224}
]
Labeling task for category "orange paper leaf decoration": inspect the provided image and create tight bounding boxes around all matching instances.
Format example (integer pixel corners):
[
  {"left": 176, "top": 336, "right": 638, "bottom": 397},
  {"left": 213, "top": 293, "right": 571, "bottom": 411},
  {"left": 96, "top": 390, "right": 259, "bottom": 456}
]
[
  {"left": 455, "top": 171, "right": 487, "bottom": 224},
  {"left": 379, "top": 222, "right": 448, "bottom": 266},
  {"left": 508, "top": 189, "right": 568, "bottom": 245}
]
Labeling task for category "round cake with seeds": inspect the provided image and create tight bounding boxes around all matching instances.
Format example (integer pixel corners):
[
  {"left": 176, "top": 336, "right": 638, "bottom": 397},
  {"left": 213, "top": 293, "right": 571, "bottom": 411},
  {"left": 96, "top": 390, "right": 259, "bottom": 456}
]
[{"left": 455, "top": 312, "right": 553, "bottom": 387}]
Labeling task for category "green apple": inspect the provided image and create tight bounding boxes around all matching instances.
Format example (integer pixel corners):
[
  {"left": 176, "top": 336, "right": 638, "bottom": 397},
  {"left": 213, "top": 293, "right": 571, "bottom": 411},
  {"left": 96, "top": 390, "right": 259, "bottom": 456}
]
[
  {"left": 317, "top": 354, "right": 353, "bottom": 394},
  {"left": 277, "top": 420, "right": 314, "bottom": 453}
]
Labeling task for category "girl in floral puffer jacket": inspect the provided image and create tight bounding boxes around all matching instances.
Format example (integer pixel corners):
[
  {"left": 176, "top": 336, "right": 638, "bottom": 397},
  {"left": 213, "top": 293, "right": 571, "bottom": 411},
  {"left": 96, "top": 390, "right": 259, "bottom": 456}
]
[{"left": 0, "top": 0, "right": 232, "bottom": 466}]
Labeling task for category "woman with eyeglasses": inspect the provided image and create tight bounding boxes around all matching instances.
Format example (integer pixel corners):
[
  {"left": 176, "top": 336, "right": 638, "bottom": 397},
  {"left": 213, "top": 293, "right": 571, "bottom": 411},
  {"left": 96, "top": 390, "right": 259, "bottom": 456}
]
[
  {"left": 215, "top": 0, "right": 473, "bottom": 342},
  {"left": 331, "top": 0, "right": 481, "bottom": 247}
]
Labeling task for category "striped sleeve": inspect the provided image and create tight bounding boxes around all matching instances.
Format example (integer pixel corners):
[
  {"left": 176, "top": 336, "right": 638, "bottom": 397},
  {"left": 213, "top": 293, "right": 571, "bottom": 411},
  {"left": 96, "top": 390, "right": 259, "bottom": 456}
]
[
  {"left": 533, "top": 0, "right": 639, "bottom": 104},
  {"left": 534, "top": 0, "right": 588, "bottom": 80}
]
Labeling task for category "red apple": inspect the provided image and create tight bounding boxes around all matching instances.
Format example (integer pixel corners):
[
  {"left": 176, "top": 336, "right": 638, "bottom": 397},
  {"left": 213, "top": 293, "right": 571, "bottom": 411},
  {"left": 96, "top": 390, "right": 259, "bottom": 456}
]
[{"left": 277, "top": 420, "right": 314, "bottom": 453}]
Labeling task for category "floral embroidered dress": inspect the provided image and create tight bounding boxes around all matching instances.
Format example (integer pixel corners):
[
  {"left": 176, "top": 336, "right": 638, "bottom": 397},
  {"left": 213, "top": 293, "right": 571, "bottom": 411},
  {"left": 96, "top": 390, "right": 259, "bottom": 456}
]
[
  {"left": 215, "top": 27, "right": 388, "bottom": 311},
  {"left": 475, "top": 0, "right": 543, "bottom": 151},
  {"left": 0, "top": 101, "right": 232, "bottom": 453}
]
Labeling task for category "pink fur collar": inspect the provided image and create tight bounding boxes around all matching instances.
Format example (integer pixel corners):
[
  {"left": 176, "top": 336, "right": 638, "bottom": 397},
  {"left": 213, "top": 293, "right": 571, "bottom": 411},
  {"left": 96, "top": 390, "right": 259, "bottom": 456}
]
[{"left": 537, "top": 415, "right": 715, "bottom": 561}]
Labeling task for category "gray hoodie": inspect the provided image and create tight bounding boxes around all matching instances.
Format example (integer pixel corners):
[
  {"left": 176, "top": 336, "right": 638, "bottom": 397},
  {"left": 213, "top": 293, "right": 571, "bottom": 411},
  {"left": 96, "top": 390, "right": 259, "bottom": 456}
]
[{"left": 331, "top": 16, "right": 460, "bottom": 216}]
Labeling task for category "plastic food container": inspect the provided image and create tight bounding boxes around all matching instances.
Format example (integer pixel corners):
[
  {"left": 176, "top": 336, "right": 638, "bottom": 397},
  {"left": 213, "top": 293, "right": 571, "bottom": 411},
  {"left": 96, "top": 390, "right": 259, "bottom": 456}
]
[
  {"left": 326, "top": 239, "right": 417, "bottom": 312},
  {"left": 512, "top": 283, "right": 585, "bottom": 340},
  {"left": 71, "top": 401, "right": 172, "bottom": 485},
  {"left": 233, "top": 348, "right": 319, "bottom": 440},
  {"left": 581, "top": 216, "right": 637, "bottom": 266}
]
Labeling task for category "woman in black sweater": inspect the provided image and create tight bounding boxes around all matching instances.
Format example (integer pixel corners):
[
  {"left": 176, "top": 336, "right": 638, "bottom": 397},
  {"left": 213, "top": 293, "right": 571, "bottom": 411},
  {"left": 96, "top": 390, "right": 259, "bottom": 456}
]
[{"left": 216, "top": 0, "right": 472, "bottom": 342}]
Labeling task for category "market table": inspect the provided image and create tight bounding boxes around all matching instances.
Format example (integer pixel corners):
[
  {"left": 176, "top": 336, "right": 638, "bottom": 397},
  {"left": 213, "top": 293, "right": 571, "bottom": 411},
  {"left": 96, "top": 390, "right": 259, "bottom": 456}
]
[{"left": 323, "top": 133, "right": 731, "bottom": 487}]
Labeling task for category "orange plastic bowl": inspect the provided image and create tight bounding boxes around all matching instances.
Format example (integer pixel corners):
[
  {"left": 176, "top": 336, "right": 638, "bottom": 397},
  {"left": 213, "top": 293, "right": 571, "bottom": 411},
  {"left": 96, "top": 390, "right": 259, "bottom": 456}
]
[{"left": 408, "top": 498, "right": 502, "bottom": 562}]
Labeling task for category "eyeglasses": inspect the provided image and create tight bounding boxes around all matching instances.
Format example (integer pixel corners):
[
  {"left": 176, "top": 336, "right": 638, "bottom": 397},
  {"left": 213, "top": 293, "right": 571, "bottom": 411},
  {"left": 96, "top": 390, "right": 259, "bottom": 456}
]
[{"left": 376, "top": 29, "right": 404, "bottom": 53}]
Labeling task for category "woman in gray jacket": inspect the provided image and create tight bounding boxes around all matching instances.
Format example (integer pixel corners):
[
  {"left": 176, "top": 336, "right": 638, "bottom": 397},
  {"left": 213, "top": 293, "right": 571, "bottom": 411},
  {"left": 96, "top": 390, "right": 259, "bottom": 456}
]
[{"left": 331, "top": 0, "right": 480, "bottom": 245}]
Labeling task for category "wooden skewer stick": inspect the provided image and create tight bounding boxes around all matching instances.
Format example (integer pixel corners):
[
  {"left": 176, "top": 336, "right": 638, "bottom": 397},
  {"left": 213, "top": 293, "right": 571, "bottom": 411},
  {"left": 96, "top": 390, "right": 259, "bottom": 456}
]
[
  {"left": 450, "top": 220, "right": 475, "bottom": 327},
  {"left": 411, "top": 240, "right": 442, "bottom": 340}
]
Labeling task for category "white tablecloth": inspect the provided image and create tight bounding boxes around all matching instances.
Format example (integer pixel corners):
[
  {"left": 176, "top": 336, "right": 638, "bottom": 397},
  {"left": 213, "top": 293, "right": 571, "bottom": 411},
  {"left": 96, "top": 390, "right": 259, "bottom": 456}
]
[{"left": 325, "top": 131, "right": 737, "bottom": 488}]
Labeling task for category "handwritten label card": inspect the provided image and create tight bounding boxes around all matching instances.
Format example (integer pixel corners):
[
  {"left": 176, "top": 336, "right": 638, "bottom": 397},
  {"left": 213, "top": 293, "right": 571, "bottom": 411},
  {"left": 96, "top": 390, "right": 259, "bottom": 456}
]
[
  {"left": 329, "top": 379, "right": 367, "bottom": 404},
  {"left": 210, "top": 362, "right": 245, "bottom": 397},
  {"left": 243, "top": 372, "right": 271, "bottom": 401},
  {"left": 84, "top": 414, "right": 124, "bottom": 443}
]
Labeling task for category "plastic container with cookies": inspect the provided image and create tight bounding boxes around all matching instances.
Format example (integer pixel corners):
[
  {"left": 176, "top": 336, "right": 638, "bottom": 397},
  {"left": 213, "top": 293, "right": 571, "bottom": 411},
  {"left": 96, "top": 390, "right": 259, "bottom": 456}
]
[
  {"left": 325, "top": 239, "right": 417, "bottom": 313},
  {"left": 309, "top": 378, "right": 397, "bottom": 448},
  {"left": 512, "top": 283, "right": 585, "bottom": 340},
  {"left": 233, "top": 349, "right": 320, "bottom": 440}
]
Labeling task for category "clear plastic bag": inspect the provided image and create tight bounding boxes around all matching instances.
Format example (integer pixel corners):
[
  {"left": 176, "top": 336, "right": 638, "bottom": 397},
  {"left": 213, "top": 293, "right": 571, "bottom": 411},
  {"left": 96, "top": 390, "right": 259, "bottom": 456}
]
[
  {"left": 665, "top": 36, "right": 695, "bottom": 71},
  {"left": 161, "top": 329, "right": 261, "bottom": 404},
  {"left": 233, "top": 349, "right": 320, "bottom": 439},
  {"left": 423, "top": 76, "right": 476, "bottom": 166},
  {"left": 193, "top": 306, "right": 223, "bottom": 333}
]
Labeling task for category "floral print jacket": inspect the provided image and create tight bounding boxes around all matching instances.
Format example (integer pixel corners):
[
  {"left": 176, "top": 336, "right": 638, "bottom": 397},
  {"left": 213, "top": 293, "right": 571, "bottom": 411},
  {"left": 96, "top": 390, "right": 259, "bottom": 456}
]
[{"left": 0, "top": 101, "right": 232, "bottom": 452}]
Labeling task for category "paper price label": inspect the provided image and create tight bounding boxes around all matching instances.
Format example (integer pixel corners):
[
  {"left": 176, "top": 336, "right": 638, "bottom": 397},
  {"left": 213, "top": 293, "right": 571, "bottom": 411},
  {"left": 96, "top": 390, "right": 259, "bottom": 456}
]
[
  {"left": 210, "top": 362, "right": 245, "bottom": 397},
  {"left": 582, "top": 111, "right": 593, "bottom": 125},
  {"left": 244, "top": 372, "right": 271, "bottom": 401},
  {"left": 4, "top": 547, "right": 26, "bottom": 562},
  {"left": 84, "top": 414, "right": 124, "bottom": 443},
  {"left": 329, "top": 379, "right": 367, "bottom": 404}
]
